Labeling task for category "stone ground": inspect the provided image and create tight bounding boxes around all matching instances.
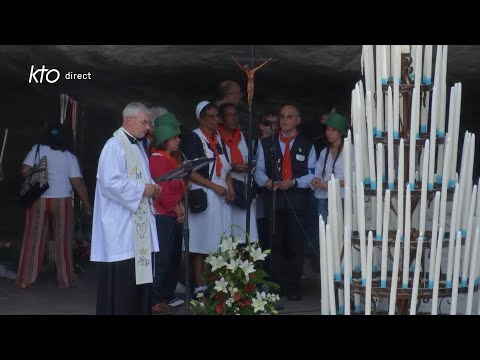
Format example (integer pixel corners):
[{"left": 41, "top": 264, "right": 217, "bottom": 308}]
[{"left": 0, "top": 262, "right": 322, "bottom": 315}]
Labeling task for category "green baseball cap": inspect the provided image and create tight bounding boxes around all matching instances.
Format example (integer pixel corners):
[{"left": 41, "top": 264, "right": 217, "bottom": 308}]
[{"left": 325, "top": 112, "right": 348, "bottom": 136}]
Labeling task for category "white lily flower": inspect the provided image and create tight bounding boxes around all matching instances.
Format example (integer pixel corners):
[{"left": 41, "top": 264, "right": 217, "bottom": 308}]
[
  {"left": 219, "top": 236, "right": 236, "bottom": 252},
  {"left": 208, "top": 255, "right": 226, "bottom": 271},
  {"left": 240, "top": 259, "right": 255, "bottom": 281},
  {"left": 225, "top": 258, "right": 240, "bottom": 272},
  {"left": 214, "top": 277, "right": 229, "bottom": 293},
  {"left": 225, "top": 298, "right": 233, "bottom": 307},
  {"left": 252, "top": 296, "right": 267, "bottom": 313},
  {"left": 228, "top": 286, "right": 239, "bottom": 295},
  {"left": 249, "top": 247, "right": 267, "bottom": 262}
]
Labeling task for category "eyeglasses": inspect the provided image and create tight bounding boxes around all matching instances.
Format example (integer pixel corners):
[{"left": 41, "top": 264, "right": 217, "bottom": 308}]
[{"left": 128, "top": 116, "right": 151, "bottom": 126}]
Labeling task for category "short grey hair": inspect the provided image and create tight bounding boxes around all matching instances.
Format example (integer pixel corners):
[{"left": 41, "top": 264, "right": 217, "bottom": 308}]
[
  {"left": 149, "top": 106, "right": 169, "bottom": 118},
  {"left": 122, "top": 102, "right": 151, "bottom": 120}
]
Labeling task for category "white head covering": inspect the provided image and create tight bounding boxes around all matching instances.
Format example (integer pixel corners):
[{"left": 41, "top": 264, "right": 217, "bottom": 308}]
[{"left": 196, "top": 100, "right": 210, "bottom": 121}]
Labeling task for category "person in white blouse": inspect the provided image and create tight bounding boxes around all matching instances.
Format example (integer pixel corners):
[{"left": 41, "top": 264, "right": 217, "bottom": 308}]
[
  {"left": 17, "top": 125, "right": 92, "bottom": 289},
  {"left": 311, "top": 113, "right": 351, "bottom": 222},
  {"left": 90, "top": 102, "right": 161, "bottom": 315}
]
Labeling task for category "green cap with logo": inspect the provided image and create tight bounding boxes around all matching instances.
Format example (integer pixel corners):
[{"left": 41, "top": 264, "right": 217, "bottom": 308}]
[{"left": 325, "top": 112, "right": 348, "bottom": 136}]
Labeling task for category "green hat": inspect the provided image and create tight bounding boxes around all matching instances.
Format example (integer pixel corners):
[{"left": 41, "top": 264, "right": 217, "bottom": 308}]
[
  {"left": 154, "top": 124, "right": 181, "bottom": 146},
  {"left": 325, "top": 113, "right": 348, "bottom": 136},
  {"left": 154, "top": 112, "right": 181, "bottom": 128}
]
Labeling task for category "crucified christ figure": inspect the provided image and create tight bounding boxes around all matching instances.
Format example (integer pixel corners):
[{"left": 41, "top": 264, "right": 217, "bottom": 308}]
[{"left": 232, "top": 56, "right": 272, "bottom": 111}]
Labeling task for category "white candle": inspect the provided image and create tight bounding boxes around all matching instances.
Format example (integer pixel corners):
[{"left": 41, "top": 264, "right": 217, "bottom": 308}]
[
  {"left": 336, "top": 178, "right": 344, "bottom": 247},
  {"left": 462, "top": 134, "right": 476, "bottom": 232},
  {"left": 476, "top": 181, "right": 480, "bottom": 236},
  {"left": 428, "top": 85, "right": 439, "bottom": 189},
  {"left": 387, "top": 86, "right": 394, "bottom": 190},
  {"left": 431, "top": 229, "right": 444, "bottom": 315},
  {"left": 344, "top": 225, "right": 352, "bottom": 315},
  {"left": 466, "top": 228, "right": 480, "bottom": 315},
  {"left": 397, "top": 139, "right": 405, "bottom": 239},
  {"left": 380, "top": 189, "right": 391, "bottom": 287},
  {"left": 356, "top": 83, "right": 370, "bottom": 185},
  {"left": 357, "top": 180, "right": 367, "bottom": 284},
  {"left": 419, "top": 140, "right": 430, "bottom": 236},
  {"left": 376, "top": 143, "right": 384, "bottom": 241},
  {"left": 388, "top": 230, "right": 402, "bottom": 315},
  {"left": 366, "top": 91, "right": 377, "bottom": 189},
  {"left": 409, "top": 236, "right": 424, "bottom": 315},
  {"left": 365, "top": 231, "right": 374, "bottom": 315},
  {"left": 446, "top": 183, "right": 460, "bottom": 287},
  {"left": 414, "top": 45, "right": 423, "bottom": 88},
  {"left": 319, "top": 218, "right": 329, "bottom": 315},
  {"left": 461, "top": 186, "right": 477, "bottom": 286},
  {"left": 439, "top": 136, "right": 452, "bottom": 233},
  {"left": 354, "top": 132, "right": 364, "bottom": 190},
  {"left": 326, "top": 224, "right": 336, "bottom": 315},
  {"left": 450, "top": 83, "right": 462, "bottom": 186},
  {"left": 409, "top": 87, "right": 419, "bottom": 189},
  {"left": 428, "top": 192, "right": 441, "bottom": 288},
  {"left": 352, "top": 171, "right": 358, "bottom": 233},
  {"left": 423, "top": 45, "right": 433, "bottom": 85},
  {"left": 400, "top": 45, "right": 410, "bottom": 53},
  {"left": 375, "top": 46, "right": 384, "bottom": 137},
  {"left": 392, "top": 45, "right": 400, "bottom": 138},
  {"left": 438, "top": 45, "right": 448, "bottom": 137},
  {"left": 456, "top": 133, "right": 470, "bottom": 234},
  {"left": 362, "top": 46, "right": 373, "bottom": 96},
  {"left": 380, "top": 45, "right": 388, "bottom": 85},
  {"left": 328, "top": 179, "right": 342, "bottom": 284},
  {"left": 450, "top": 231, "right": 463, "bottom": 315},
  {"left": 402, "top": 185, "right": 412, "bottom": 288}
]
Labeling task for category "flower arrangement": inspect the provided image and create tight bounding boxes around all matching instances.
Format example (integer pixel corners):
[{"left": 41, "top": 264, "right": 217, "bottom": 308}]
[{"left": 190, "top": 226, "right": 280, "bottom": 315}]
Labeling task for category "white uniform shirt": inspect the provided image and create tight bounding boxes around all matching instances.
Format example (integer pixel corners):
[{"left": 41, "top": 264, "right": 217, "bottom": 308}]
[
  {"left": 90, "top": 137, "right": 159, "bottom": 262},
  {"left": 312, "top": 146, "right": 355, "bottom": 199}
]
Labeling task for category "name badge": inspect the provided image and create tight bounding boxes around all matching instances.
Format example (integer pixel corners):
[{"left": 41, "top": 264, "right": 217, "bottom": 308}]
[{"left": 296, "top": 154, "right": 305, "bottom": 162}]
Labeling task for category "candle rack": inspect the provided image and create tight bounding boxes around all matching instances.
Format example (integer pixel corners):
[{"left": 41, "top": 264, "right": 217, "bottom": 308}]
[{"left": 334, "top": 46, "right": 478, "bottom": 315}]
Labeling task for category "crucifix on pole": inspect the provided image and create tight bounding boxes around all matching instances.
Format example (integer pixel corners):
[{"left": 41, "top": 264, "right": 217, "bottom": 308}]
[{"left": 232, "top": 45, "right": 272, "bottom": 241}]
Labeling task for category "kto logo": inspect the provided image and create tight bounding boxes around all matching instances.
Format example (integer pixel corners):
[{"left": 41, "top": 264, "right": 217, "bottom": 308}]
[{"left": 28, "top": 65, "right": 60, "bottom": 84}]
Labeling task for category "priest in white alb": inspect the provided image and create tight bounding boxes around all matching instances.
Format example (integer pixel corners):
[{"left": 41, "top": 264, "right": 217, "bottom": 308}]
[{"left": 91, "top": 102, "right": 161, "bottom": 315}]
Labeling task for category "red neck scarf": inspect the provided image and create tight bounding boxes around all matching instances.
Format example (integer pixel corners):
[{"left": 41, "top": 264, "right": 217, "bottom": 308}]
[
  {"left": 279, "top": 130, "right": 299, "bottom": 180},
  {"left": 217, "top": 125, "right": 244, "bottom": 165},
  {"left": 200, "top": 127, "right": 222, "bottom": 177},
  {"left": 152, "top": 149, "right": 185, "bottom": 194}
]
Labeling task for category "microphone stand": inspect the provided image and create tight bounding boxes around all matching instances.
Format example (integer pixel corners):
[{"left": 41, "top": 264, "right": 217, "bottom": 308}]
[
  {"left": 183, "top": 168, "right": 192, "bottom": 314},
  {"left": 153, "top": 154, "right": 214, "bottom": 314},
  {"left": 269, "top": 127, "right": 278, "bottom": 278}
]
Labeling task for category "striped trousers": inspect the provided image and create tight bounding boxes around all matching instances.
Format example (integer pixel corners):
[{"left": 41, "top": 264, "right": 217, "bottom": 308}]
[{"left": 16, "top": 197, "right": 75, "bottom": 288}]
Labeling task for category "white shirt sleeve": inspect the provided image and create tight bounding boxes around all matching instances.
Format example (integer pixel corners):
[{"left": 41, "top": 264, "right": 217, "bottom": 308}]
[
  {"left": 254, "top": 141, "right": 269, "bottom": 187},
  {"left": 22, "top": 145, "right": 39, "bottom": 166},
  {"left": 68, "top": 153, "right": 82, "bottom": 178},
  {"left": 295, "top": 145, "right": 317, "bottom": 188}
]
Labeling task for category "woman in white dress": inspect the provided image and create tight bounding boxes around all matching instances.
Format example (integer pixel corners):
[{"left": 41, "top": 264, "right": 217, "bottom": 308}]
[{"left": 181, "top": 101, "right": 234, "bottom": 294}]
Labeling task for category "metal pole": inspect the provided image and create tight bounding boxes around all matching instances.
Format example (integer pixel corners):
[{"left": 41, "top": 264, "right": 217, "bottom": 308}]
[
  {"left": 183, "top": 170, "right": 192, "bottom": 313},
  {"left": 245, "top": 45, "right": 255, "bottom": 242}
]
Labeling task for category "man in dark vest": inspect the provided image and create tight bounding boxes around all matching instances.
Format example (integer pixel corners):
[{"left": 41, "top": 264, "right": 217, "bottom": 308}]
[{"left": 254, "top": 104, "right": 317, "bottom": 301}]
